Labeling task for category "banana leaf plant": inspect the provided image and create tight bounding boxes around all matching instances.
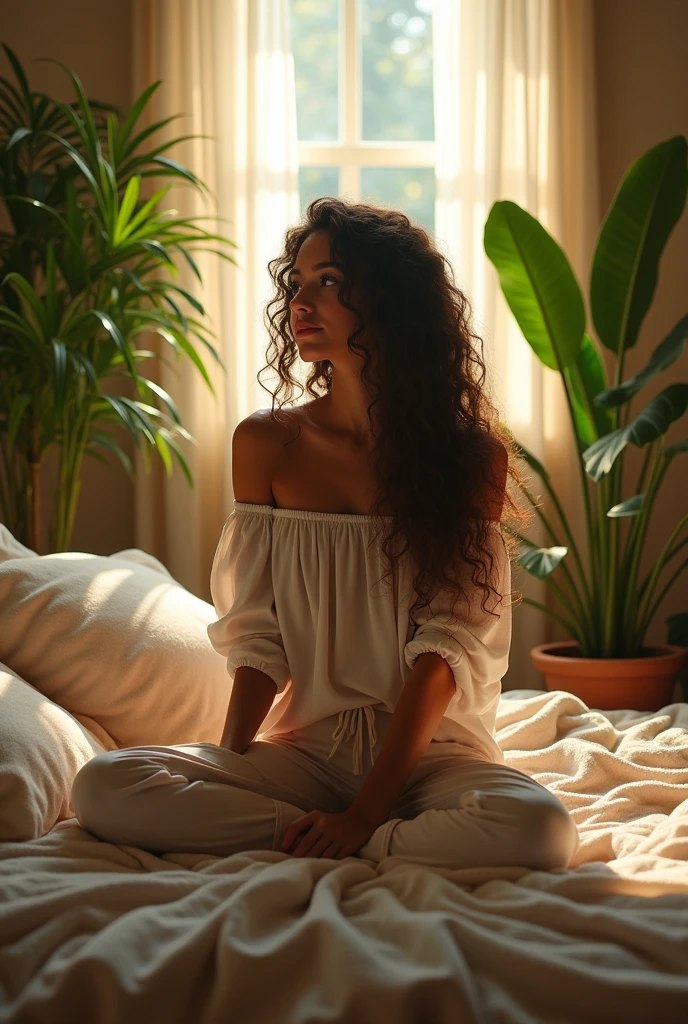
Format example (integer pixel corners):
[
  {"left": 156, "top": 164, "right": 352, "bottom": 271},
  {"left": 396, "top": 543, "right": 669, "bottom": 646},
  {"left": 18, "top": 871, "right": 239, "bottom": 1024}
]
[
  {"left": 0, "top": 42, "right": 237, "bottom": 552},
  {"left": 484, "top": 134, "right": 688, "bottom": 689}
]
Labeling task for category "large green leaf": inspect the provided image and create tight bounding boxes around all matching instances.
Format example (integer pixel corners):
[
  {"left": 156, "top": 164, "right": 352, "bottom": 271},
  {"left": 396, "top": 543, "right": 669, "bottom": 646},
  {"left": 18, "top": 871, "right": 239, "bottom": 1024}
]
[
  {"left": 113, "top": 396, "right": 157, "bottom": 444},
  {"left": 607, "top": 494, "right": 644, "bottom": 518},
  {"left": 90, "top": 309, "right": 139, "bottom": 383},
  {"left": 115, "top": 185, "right": 172, "bottom": 245},
  {"left": 51, "top": 339, "right": 67, "bottom": 419},
  {"left": 131, "top": 310, "right": 216, "bottom": 394},
  {"left": 2, "top": 44, "right": 32, "bottom": 111},
  {"left": 137, "top": 377, "right": 182, "bottom": 424},
  {"left": 149, "top": 280, "right": 205, "bottom": 317},
  {"left": 150, "top": 155, "right": 207, "bottom": 194},
  {"left": 174, "top": 244, "right": 202, "bottom": 283},
  {"left": 41, "top": 129, "right": 102, "bottom": 211},
  {"left": 5, "top": 126, "right": 32, "bottom": 151},
  {"left": 86, "top": 430, "right": 134, "bottom": 479},
  {"left": 2, "top": 272, "right": 48, "bottom": 338},
  {"left": 0, "top": 308, "right": 45, "bottom": 356},
  {"left": 484, "top": 200, "right": 585, "bottom": 372},
  {"left": 517, "top": 545, "right": 568, "bottom": 578},
  {"left": 117, "top": 80, "right": 164, "bottom": 159},
  {"left": 153, "top": 431, "right": 173, "bottom": 475},
  {"left": 590, "top": 136, "right": 687, "bottom": 356},
  {"left": 67, "top": 350, "right": 98, "bottom": 390},
  {"left": 583, "top": 383, "right": 688, "bottom": 481},
  {"left": 0, "top": 195, "right": 83, "bottom": 252},
  {"left": 99, "top": 394, "right": 142, "bottom": 448},
  {"left": 113, "top": 174, "right": 141, "bottom": 248},
  {"left": 40, "top": 60, "right": 102, "bottom": 172},
  {"left": 594, "top": 312, "right": 688, "bottom": 408},
  {"left": 120, "top": 114, "right": 181, "bottom": 165},
  {"left": 159, "top": 292, "right": 188, "bottom": 333},
  {"left": 158, "top": 427, "right": 195, "bottom": 487},
  {"left": 563, "top": 333, "right": 614, "bottom": 446},
  {"left": 139, "top": 239, "right": 176, "bottom": 268}
]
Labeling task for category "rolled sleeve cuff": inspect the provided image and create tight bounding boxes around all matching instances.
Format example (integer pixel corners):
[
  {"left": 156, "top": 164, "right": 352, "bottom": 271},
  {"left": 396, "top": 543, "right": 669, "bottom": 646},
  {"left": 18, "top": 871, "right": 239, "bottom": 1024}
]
[
  {"left": 404, "top": 630, "right": 465, "bottom": 695},
  {"left": 228, "top": 656, "right": 290, "bottom": 695}
]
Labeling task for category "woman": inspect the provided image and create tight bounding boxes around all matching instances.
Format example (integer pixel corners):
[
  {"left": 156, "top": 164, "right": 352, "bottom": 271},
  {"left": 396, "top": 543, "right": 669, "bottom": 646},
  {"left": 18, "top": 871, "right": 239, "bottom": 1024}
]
[{"left": 72, "top": 198, "right": 578, "bottom": 871}]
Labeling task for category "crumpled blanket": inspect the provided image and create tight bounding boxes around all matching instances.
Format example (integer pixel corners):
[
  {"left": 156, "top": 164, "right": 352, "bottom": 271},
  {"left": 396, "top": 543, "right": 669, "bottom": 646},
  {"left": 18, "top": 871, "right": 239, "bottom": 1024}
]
[{"left": 0, "top": 690, "right": 686, "bottom": 1024}]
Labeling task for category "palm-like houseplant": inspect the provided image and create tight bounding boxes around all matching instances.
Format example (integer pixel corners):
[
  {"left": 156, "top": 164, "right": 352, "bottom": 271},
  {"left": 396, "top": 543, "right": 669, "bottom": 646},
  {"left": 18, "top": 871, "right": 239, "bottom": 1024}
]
[
  {"left": 0, "top": 43, "right": 235, "bottom": 553},
  {"left": 484, "top": 134, "right": 688, "bottom": 708}
]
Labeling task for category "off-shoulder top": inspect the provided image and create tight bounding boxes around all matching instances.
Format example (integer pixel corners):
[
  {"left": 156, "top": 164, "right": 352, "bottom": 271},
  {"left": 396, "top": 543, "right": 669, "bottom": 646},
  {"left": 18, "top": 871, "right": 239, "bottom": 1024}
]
[{"left": 207, "top": 501, "right": 512, "bottom": 774}]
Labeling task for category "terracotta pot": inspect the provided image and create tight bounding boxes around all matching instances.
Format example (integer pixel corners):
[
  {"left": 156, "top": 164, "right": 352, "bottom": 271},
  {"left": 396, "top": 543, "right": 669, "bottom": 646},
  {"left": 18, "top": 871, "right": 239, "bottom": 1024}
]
[{"left": 530, "top": 640, "right": 688, "bottom": 712}]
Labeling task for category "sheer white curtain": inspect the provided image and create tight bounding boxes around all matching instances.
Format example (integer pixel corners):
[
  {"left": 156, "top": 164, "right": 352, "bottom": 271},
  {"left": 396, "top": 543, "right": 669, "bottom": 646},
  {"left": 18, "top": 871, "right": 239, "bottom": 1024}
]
[
  {"left": 433, "top": 0, "right": 600, "bottom": 687},
  {"left": 132, "top": 0, "right": 599, "bottom": 689},
  {"left": 132, "top": 0, "right": 300, "bottom": 599}
]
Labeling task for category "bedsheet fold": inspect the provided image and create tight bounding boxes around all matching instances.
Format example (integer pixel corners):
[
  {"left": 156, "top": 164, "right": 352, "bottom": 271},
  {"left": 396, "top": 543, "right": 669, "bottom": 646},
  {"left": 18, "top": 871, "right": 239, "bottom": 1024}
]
[{"left": 1, "top": 690, "right": 687, "bottom": 1023}]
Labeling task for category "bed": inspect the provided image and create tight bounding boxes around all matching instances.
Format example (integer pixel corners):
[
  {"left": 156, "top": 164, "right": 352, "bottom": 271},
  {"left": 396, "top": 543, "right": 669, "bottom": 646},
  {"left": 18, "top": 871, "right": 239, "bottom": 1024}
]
[{"left": 0, "top": 530, "right": 687, "bottom": 1022}]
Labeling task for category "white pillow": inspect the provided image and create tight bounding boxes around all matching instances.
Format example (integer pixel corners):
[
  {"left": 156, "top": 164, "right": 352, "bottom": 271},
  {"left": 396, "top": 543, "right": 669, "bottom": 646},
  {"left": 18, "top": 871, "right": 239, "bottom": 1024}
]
[
  {"left": 0, "top": 661, "right": 112, "bottom": 840},
  {"left": 0, "top": 527, "right": 230, "bottom": 751},
  {"left": 0, "top": 527, "right": 38, "bottom": 563}
]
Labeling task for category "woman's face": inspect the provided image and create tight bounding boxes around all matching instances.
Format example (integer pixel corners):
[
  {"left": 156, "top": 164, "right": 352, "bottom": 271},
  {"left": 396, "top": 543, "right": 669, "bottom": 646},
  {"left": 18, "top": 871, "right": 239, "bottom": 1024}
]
[{"left": 287, "top": 229, "right": 367, "bottom": 363}]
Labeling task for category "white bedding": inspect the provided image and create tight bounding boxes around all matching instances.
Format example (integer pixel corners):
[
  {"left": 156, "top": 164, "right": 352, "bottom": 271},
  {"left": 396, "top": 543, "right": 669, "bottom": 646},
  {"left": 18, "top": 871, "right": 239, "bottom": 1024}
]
[{"left": 1, "top": 689, "right": 687, "bottom": 1023}]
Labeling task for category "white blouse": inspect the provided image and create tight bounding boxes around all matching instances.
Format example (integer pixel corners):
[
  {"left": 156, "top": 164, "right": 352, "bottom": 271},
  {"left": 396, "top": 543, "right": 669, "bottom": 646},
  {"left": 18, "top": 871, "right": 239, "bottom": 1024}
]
[{"left": 207, "top": 501, "right": 512, "bottom": 774}]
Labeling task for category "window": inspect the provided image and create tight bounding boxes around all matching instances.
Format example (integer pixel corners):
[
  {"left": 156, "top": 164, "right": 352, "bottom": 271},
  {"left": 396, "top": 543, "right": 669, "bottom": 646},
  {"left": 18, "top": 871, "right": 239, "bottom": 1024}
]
[{"left": 290, "top": 0, "right": 436, "bottom": 234}]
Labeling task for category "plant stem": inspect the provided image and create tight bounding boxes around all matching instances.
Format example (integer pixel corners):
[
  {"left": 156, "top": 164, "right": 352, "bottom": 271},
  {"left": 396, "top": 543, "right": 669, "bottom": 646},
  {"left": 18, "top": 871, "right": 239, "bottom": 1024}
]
[
  {"left": 2, "top": 436, "right": 30, "bottom": 544},
  {"left": 53, "top": 407, "right": 74, "bottom": 552},
  {"left": 598, "top": 344, "right": 630, "bottom": 656},
  {"left": 617, "top": 439, "right": 658, "bottom": 653},
  {"left": 0, "top": 436, "right": 12, "bottom": 528},
  {"left": 545, "top": 356, "right": 599, "bottom": 651},
  {"left": 637, "top": 556, "right": 688, "bottom": 639},
  {"left": 636, "top": 513, "right": 688, "bottom": 633},
  {"left": 521, "top": 464, "right": 594, "bottom": 616},
  {"left": 541, "top": 575, "right": 589, "bottom": 648},
  {"left": 518, "top": 596, "right": 586, "bottom": 645},
  {"left": 639, "top": 535, "right": 688, "bottom": 595},
  {"left": 619, "top": 439, "right": 656, "bottom": 584},
  {"left": 55, "top": 403, "right": 93, "bottom": 550},
  {"left": 30, "top": 418, "right": 42, "bottom": 554},
  {"left": 622, "top": 439, "right": 668, "bottom": 648},
  {"left": 602, "top": 463, "right": 620, "bottom": 655},
  {"left": 506, "top": 511, "right": 594, "bottom": 649}
]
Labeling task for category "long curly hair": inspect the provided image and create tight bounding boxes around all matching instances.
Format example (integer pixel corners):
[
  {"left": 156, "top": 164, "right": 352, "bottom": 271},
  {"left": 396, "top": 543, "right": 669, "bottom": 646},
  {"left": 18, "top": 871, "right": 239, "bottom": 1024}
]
[{"left": 259, "top": 197, "right": 533, "bottom": 629}]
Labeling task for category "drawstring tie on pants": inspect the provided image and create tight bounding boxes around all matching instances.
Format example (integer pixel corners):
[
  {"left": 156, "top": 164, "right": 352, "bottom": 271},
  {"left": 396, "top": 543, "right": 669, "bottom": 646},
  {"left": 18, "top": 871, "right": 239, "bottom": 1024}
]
[{"left": 327, "top": 705, "right": 378, "bottom": 776}]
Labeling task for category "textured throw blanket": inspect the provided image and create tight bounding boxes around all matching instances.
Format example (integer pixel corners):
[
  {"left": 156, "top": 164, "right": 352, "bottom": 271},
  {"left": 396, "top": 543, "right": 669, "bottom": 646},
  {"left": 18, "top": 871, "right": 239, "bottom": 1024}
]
[{"left": 1, "top": 690, "right": 687, "bottom": 1023}]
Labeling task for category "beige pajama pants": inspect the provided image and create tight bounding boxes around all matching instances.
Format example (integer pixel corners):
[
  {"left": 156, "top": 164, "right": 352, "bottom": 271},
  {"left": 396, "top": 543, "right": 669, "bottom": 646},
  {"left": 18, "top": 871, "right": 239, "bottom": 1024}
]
[{"left": 71, "top": 706, "right": 579, "bottom": 871}]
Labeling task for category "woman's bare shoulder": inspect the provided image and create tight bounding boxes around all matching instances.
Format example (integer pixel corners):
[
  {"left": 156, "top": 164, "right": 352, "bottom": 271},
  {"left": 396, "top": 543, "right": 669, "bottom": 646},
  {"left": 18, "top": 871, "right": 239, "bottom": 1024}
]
[{"left": 255, "top": 401, "right": 324, "bottom": 440}]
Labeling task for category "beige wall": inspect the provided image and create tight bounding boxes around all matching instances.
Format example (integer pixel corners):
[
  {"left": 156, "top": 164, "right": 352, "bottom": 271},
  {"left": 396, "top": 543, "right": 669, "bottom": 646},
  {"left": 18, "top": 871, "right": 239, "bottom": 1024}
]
[
  {"left": 593, "top": 0, "right": 688, "bottom": 647},
  {"left": 2, "top": 1, "right": 687, "bottom": 640}
]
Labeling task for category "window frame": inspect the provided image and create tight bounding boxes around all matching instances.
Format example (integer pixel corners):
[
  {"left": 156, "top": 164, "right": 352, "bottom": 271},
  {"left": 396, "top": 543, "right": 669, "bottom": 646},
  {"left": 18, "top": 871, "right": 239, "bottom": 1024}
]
[{"left": 296, "top": 0, "right": 436, "bottom": 199}]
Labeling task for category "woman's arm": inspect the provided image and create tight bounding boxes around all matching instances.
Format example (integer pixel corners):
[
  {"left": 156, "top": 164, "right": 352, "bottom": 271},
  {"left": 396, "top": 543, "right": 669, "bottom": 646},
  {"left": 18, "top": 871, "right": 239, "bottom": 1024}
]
[
  {"left": 349, "top": 652, "right": 456, "bottom": 827},
  {"left": 219, "top": 411, "right": 282, "bottom": 754},
  {"left": 221, "top": 665, "right": 278, "bottom": 753}
]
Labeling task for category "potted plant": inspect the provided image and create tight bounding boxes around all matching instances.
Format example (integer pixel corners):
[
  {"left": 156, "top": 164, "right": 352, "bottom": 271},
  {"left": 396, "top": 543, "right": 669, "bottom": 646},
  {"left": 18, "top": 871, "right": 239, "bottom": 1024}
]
[
  {"left": 484, "top": 134, "right": 688, "bottom": 711},
  {"left": 0, "top": 43, "right": 237, "bottom": 553}
]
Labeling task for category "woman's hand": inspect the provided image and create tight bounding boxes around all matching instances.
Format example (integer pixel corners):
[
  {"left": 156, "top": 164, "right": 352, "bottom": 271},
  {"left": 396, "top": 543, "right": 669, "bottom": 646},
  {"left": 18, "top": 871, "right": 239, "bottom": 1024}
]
[{"left": 280, "top": 808, "right": 379, "bottom": 859}]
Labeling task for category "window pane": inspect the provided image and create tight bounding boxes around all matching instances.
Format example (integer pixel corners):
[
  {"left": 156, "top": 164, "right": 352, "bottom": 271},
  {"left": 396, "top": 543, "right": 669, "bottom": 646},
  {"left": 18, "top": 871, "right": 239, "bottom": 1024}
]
[
  {"left": 299, "top": 167, "right": 341, "bottom": 214},
  {"left": 361, "top": 167, "right": 435, "bottom": 234},
  {"left": 290, "top": 0, "right": 340, "bottom": 142},
  {"left": 361, "top": 0, "right": 434, "bottom": 142}
]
